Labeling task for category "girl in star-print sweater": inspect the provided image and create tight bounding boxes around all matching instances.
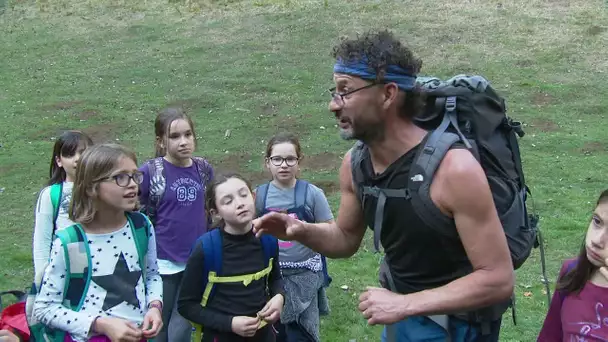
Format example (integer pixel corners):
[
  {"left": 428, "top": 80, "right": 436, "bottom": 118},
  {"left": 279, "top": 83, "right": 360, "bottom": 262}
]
[{"left": 33, "top": 144, "right": 164, "bottom": 342}]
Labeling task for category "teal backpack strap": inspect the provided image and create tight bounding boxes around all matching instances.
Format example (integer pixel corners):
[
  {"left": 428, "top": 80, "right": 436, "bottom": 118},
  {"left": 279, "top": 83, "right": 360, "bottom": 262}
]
[
  {"left": 254, "top": 183, "right": 270, "bottom": 217},
  {"left": 49, "top": 183, "right": 63, "bottom": 236},
  {"left": 126, "top": 212, "right": 150, "bottom": 276},
  {"left": 29, "top": 224, "right": 91, "bottom": 342},
  {"left": 55, "top": 224, "right": 92, "bottom": 312}
]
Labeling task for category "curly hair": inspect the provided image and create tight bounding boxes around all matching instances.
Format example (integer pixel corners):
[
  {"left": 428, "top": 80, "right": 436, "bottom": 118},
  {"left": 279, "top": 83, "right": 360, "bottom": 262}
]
[{"left": 331, "top": 29, "right": 425, "bottom": 119}]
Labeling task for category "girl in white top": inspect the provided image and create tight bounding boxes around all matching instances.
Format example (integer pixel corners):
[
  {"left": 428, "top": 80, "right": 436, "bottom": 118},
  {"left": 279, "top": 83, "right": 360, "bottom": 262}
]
[
  {"left": 32, "top": 130, "right": 94, "bottom": 281},
  {"left": 33, "top": 143, "right": 163, "bottom": 342}
]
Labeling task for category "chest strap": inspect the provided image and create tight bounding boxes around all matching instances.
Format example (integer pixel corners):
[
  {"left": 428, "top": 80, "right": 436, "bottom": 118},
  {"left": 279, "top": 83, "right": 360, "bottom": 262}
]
[
  {"left": 201, "top": 258, "right": 274, "bottom": 307},
  {"left": 361, "top": 186, "right": 411, "bottom": 253}
]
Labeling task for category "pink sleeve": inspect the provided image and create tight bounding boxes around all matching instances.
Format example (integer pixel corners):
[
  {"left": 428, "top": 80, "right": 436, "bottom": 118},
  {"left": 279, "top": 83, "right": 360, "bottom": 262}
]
[{"left": 537, "top": 260, "right": 574, "bottom": 341}]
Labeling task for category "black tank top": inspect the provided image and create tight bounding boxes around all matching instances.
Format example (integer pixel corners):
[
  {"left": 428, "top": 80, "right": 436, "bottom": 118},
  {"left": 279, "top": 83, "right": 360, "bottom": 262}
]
[{"left": 359, "top": 144, "right": 473, "bottom": 294}]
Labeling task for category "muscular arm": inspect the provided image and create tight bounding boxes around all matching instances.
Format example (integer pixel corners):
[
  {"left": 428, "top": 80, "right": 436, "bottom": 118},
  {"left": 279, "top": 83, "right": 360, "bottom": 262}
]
[
  {"left": 402, "top": 149, "right": 514, "bottom": 317},
  {"left": 294, "top": 151, "right": 367, "bottom": 258}
]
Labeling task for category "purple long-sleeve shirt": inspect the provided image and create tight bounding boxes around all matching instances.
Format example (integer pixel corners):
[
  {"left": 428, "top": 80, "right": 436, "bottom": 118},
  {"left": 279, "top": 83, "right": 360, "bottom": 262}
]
[
  {"left": 538, "top": 258, "right": 608, "bottom": 341},
  {"left": 138, "top": 157, "right": 213, "bottom": 264}
]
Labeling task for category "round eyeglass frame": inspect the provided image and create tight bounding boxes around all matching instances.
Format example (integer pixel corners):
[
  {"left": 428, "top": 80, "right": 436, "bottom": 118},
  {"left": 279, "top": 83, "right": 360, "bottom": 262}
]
[
  {"left": 99, "top": 171, "right": 145, "bottom": 187},
  {"left": 268, "top": 156, "right": 299, "bottom": 167}
]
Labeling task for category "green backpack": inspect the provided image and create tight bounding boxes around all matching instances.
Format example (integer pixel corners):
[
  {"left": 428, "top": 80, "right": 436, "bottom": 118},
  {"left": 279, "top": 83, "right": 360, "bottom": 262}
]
[
  {"left": 28, "top": 211, "right": 151, "bottom": 342},
  {"left": 25, "top": 183, "right": 65, "bottom": 331}
]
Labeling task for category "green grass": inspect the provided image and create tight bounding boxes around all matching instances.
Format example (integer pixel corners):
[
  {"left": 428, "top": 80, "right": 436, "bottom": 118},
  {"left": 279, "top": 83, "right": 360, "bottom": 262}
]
[{"left": 1, "top": 0, "right": 607, "bottom": 340}]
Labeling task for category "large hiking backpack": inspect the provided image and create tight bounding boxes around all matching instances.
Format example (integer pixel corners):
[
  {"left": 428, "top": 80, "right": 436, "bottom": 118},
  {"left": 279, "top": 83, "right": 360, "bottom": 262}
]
[
  {"left": 351, "top": 74, "right": 540, "bottom": 269},
  {"left": 27, "top": 211, "right": 151, "bottom": 342},
  {"left": 350, "top": 75, "right": 550, "bottom": 325},
  {"left": 190, "top": 228, "right": 278, "bottom": 342},
  {"left": 140, "top": 156, "right": 213, "bottom": 225}
]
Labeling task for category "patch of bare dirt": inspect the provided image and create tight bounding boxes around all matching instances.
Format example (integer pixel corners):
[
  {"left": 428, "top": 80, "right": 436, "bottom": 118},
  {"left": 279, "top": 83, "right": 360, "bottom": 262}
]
[
  {"left": 531, "top": 92, "right": 554, "bottom": 106},
  {"left": 529, "top": 119, "right": 560, "bottom": 132},
  {"left": 41, "top": 100, "right": 85, "bottom": 111},
  {"left": 581, "top": 141, "right": 607, "bottom": 156},
  {"left": 77, "top": 110, "right": 98, "bottom": 120},
  {"left": 303, "top": 152, "right": 341, "bottom": 172},
  {"left": 82, "top": 124, "right": 118, "bottom": 143},
  {"left": 274, "top": 114, "right": 310, "bottom": 133},
  {"left": 586, "top": 25, "right": 605, "bottom": 36},
  {"left": 210, "top": 152, "right": 269, "bottom": 186},
  {"left": 0, "top": 164, "right": 21, "bottom": 176},
  {"left": 516, "top": 59, "right": 533, "bottom": 68},
  {"left": 260, "top": 102, "right": 278, "bottom": 116},
  {"left": 26, "top": 127, "right": 73, "bottom": 140},
  {"left": 314, "top": 180, "right": 340, "bottom": 194}
]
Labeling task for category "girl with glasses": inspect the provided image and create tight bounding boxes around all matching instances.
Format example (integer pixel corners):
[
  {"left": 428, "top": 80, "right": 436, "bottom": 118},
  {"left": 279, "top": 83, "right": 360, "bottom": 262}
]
[
  {"left": 254, "top": 132, "right": 334, "bottom": 342},
  {"left": 32, "top": 143, "right": 163, "bottom": 342}
]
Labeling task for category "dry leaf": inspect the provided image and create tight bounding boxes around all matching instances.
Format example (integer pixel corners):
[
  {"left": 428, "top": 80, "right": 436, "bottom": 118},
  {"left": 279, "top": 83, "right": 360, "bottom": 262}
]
[{"left": 523, "top": 292, "right": 533, "bottom": 297}]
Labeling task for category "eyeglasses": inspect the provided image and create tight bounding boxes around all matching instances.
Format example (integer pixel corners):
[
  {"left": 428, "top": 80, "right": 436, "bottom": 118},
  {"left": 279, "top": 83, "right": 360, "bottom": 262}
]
[
  {"left": 328, "top": 83, "right": 378, "bottom": 106},
  {"left": 100, "top": 171, "right": 144, "bottom": 187},
  {"left": 268, "top": 156, "right": 299, "bottom": 167}
]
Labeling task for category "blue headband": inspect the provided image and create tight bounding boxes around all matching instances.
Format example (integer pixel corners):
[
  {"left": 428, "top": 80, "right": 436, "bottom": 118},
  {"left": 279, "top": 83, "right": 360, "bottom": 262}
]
[{"left": 333, "top": 56, "right": 417, "bottom": 91}]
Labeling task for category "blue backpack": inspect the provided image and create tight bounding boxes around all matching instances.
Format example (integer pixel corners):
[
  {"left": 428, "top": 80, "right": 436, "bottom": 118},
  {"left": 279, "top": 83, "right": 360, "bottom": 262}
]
[
  {"left": 190, "top": 228, "right": 279, "bottom": 342},
  {"left": 255, "top": 180, "right": 332, "bottom": 286}
]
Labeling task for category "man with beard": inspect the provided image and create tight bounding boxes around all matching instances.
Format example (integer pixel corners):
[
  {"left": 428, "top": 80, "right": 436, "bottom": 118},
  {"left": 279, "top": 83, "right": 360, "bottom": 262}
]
[{"left": 253, "top": 30, "right": 514, "bottom": 341}]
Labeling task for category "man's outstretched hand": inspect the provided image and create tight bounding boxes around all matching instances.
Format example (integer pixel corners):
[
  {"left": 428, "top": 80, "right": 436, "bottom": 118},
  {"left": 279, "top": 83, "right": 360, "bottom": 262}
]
[{"left": 252, "top": 211, "right": 304, "bottom": 240}]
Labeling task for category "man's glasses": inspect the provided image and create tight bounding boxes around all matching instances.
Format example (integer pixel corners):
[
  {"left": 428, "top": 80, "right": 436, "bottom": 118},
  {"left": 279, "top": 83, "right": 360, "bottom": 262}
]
[
  {"left": 268, "top": 156, "right": 299, "bottom": 167},
  {"left": 328, "top": 83, "right": 378, "bottom": 106}
]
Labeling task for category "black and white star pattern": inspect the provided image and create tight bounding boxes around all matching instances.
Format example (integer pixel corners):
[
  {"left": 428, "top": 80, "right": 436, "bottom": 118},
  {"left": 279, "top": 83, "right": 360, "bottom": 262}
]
[
  {"left": 32, "top": 221, "right": 163, "bottom": 342},
  {"left": 92, "top": 252, "right": 142, "bottom": 311}
]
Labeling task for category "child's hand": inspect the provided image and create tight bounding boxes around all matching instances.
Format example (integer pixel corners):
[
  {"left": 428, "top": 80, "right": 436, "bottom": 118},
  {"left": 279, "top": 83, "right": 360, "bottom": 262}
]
[
  {"left": 0, "top": 330, "right": 20, "bottom": 342},
  {"left": 93, "top": 317, "right": 143, "bottom": 342},
  {"left": 258, "top": 294, "right": 284, "bottom": 323},
  {"left": 141, "top": 304, "right": 163, "bottom": 339},
  {"left": 231, "top": 316, "right": 260, "bottom": 337}
]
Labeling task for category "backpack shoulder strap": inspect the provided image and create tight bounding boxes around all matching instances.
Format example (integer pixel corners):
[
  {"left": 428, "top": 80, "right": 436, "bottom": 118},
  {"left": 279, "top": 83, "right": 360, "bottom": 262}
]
[
  {"left": 408, "top": 115, "right": 465, "bottom": 239},
  {"left": 191, "top": 229, "right": 222, "bottom": 342},
  {"left": 201, "top": 229, "right": 222, "bottom": 307},
  {"left": 147, "top": 157, "right": 165, "bottom": 207},
  {"left": 55, "top": 224, "right": 92, "bottom": 311},
  {"left": 349, "top": 141, "right": 366, "bottom": 204},
  {"left": 260, "top": 234, "right": 279, "bottom": 268},
  {"left": 294, "top": 180, "right": 309, "bottom": 208},
  {"left": 192, "top": 157, "right": 213, "bottom": 186},
  {"left": 126, "top": 212, "right": 150, "bottom": 273},
  {"left": 49, "top": 183, "right": 63, "bottom": 234},
  {"left": 254, "top": 183, "right": 270, "bottom": 217}
]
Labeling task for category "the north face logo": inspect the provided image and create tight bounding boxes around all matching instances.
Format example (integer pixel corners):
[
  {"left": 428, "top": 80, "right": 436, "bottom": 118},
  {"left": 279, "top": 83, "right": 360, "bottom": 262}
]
[{"left": 411, "top": 174, "right": 424, "bottom": 182}]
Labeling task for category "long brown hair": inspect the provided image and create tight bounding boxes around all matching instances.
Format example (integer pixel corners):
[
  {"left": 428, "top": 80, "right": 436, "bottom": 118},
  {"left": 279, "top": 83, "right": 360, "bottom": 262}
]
[
  {"left": 48, "top": 130, "right": 94, "bottom": 186},
  {"left": 205, "top": 172, "right": 253, "bottom": 229},
  {"left": 154, "top": 107, "right": 197, "bottom": 157},
  {"left": 70, "top": 144, "right": 138, "bottom": 224},
  {"left": 556, "top": 189, "right": 608, "bottom": 294}
]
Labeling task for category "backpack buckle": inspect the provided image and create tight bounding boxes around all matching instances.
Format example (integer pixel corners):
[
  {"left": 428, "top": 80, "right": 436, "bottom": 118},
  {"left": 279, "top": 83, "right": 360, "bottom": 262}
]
[{"left": 445, "top": 96, "right": 457, "bottom": 112}]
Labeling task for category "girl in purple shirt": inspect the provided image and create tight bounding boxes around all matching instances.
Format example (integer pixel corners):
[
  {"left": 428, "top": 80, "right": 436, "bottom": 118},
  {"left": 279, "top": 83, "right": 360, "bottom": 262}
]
[
  {"left": 138, "top": 108, "right": 214, "bottom": 342},
  {"left": 538, "top": 189, "right": 608, "bottom": 341}
]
